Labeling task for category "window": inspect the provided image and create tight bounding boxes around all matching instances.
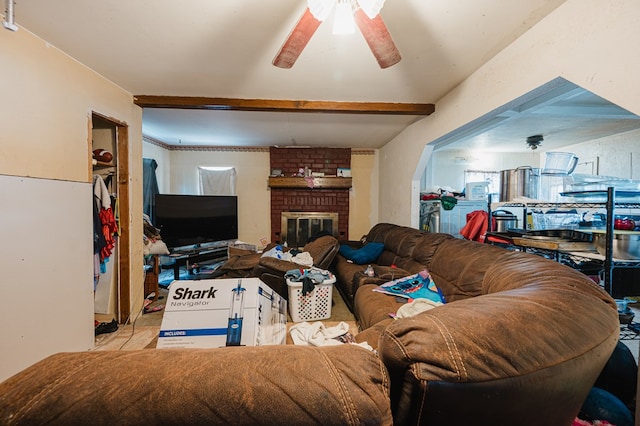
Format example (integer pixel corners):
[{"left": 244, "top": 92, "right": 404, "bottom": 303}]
[{"left": 198, "top": 167, "right": 236, "bottom": 195}]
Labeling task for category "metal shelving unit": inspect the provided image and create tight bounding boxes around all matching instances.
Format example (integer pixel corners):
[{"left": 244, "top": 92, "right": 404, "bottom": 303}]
[
  {"left": 599, "top": 187, "right": 640, "bottom": 295},
  {"left": 520, "top": 188, "right": 640, "bottom": 295},
  {"left": 491, "top": 189, "right": 640, "bottom": 340}
]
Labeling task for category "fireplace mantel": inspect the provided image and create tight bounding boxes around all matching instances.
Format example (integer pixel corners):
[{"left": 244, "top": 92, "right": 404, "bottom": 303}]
[{"left": 268, "top": 176, "right": 352, "bottom": 189}]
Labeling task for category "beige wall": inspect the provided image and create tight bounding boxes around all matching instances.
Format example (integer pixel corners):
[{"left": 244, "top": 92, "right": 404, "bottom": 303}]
[
  {"left": 0, "top": 26, "right": 143, "bottom": 380},
  {"left": 380, "top": 0, "right": 640, "bottom": 227},
  {"left": 172, "top": 148, "right": 271, "bottom": 246},
  {"left": 349, "top": 150, "right": 378, "bottom": 239},
  {"left": 142, "top": 143, "right": 379, "bottom": 245},
  {"left": 142, "top": 147, "right": 272, "bottom": 246}
]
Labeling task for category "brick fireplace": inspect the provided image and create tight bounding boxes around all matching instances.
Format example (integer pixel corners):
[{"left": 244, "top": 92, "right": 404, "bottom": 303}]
[{"left": 269, "top": 147, "right": 350, "bottom": 246}]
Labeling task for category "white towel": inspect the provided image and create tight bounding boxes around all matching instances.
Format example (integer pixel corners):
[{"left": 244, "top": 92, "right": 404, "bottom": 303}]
[
  {"left": 289, "top": 321, "right": 373, "bottom": 351},
  {"left": 289, "top": 321, "right": 349, "bottom": 346},
  {"left": 286, "top": 251, "right": 314, "bottom": 267}
]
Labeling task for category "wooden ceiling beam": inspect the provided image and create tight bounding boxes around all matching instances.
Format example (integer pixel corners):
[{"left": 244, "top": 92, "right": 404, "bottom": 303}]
[{"left": 133, "top": 95, "right": 434, "bottom": 116}]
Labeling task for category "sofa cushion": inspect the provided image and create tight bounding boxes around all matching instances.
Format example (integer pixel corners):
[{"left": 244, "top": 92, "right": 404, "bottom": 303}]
[
  {"left": 339, "top": 242, "right": 385, "bottom": 264},
  {"left": 426, "top": 238, "right": 509, "bottom": 302},
  {"left": 332, "top": 258, "right": 412, "bottom": 311},
  {"left": 354, "top": 283, "right": 405, "bottom": 331}
]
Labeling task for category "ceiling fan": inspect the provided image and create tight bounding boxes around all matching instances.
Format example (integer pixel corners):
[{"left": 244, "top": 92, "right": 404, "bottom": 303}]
[{"left": 273, "top": 0, "right": 401, "bottom": 69}]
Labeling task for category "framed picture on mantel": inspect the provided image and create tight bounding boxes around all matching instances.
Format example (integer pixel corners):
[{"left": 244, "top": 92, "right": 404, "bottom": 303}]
[{"left": 337, "top": 168, "right": 351, "bottom": 177}]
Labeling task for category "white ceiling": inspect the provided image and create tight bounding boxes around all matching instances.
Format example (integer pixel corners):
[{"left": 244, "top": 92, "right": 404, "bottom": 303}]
[
  {"left": 432, "top": 80, "right": 640, "bottom": 153},
  {"left": 10, "top": 0, "right": 640, "bottom": 151}
]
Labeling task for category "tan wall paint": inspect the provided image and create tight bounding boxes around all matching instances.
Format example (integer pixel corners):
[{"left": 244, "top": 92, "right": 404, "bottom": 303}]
[
  {"left": 143, "top": 145, "right": 379, "bottom": 245},
  {"left": 168, "top": 149, "right": 272, "bottom": 247},
  {"left": 380, "top": 0, "right": 640, "bottom": 226},
  {"left": 0, "top": 26, "right": 143, "bottom": 379},
  {"left": 350, "top": 151, "right": 378, "bottom": 239}
]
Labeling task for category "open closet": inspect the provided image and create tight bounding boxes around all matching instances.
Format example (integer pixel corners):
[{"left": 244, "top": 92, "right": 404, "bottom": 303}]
[{"left": 90, "top": 112, "right": 131, "bottom": 324}]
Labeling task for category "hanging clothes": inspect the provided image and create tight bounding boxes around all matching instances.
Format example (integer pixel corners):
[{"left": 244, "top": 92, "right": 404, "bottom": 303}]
[{"left": 93, "top": 175, "right": 118, "bottom": 263}]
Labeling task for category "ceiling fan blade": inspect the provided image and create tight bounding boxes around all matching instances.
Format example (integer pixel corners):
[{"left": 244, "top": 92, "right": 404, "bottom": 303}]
[
  {"left": 273, "top": 7, "right": 322, "bottom": 69},
  {"left": 353, "top": 7, "right": 401, "bottom": 69}
]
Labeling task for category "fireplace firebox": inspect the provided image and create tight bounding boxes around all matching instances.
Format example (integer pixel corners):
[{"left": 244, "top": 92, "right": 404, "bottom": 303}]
[{"left": 281, "top": 212, "right": 339, "bottom": 248}]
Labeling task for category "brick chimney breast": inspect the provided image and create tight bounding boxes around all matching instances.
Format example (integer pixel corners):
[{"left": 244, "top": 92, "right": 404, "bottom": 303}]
[{"left": 269, "top": 147, "right": 350, "bottom": 244}]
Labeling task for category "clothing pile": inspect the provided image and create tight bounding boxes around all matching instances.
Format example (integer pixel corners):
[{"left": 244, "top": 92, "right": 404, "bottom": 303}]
[{"left": 261, "top": 245, "right": 313, "bottom": 267}]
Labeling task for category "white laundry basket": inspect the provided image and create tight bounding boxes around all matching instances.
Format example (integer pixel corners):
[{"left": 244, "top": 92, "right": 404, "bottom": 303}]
[{"left": 287, "top": 275, "right": 336, "bottom": 322}]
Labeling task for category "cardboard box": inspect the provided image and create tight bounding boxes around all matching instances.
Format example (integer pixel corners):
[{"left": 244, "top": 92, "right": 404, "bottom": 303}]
[{"left": 157, "top": 278, "right": 287, "bottom": 348}]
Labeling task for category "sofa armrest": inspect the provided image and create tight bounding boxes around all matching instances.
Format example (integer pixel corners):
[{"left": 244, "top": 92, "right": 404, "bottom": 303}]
[
  {"left": 0, "top": 346, "right": 392, "bottom": 425},
  {"left": 257, "top": 256, "right": 303, "bottom": 274},
  {"left": 376, "top": 259, "right": 619, "bottom": 425}
]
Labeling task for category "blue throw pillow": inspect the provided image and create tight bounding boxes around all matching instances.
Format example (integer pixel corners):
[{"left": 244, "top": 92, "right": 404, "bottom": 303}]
[{"left": 339, "top": 242, "right": 385, "bottom": 264}]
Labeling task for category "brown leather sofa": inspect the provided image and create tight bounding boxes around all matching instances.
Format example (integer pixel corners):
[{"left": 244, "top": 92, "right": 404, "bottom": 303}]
[
  {"left": 0, "top": 223, "right": 619, "bottom": 425},
  {"left": 334, "top": 223, "right": 620, "bottom": 425}
]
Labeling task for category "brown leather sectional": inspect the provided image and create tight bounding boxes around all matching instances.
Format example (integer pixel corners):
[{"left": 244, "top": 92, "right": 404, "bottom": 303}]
[
  {"left": 0, "top": 223, "right": 619, "bottom": 425},
  {"left": 334, "top": 223, "right": 620, "bottom": 424}
]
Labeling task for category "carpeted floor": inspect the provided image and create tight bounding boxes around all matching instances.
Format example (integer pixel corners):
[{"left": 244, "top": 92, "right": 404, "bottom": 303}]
[{"left": 93, "top": 280, "right": 356, "bottom": 351}]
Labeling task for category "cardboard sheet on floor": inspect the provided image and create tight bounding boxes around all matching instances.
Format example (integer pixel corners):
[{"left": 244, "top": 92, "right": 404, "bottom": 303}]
[{"left": 156, "top": 278, "right": 287, "bottom": 348}]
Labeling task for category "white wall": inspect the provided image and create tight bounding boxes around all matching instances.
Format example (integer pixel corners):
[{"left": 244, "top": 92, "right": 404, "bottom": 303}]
[
  {"left": 380, "top": 0, "right": 640, "bottom": 227},
  {"left": 424, "top": 149, "right": 541, "bottom": 193},
  {"left": 0, "top": 26, "right": 143, "bottom": 380},
  {"left": 563, "top": 128, "right": 640, "bottom": 180}
]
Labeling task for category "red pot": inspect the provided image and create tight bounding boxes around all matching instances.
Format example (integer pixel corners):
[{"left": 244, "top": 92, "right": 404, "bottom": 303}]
[{"left": 614, "top": 217, "right": 636, "bottom": 230}]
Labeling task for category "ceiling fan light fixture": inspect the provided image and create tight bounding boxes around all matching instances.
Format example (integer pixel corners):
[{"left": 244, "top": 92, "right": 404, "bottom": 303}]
[
  {"left": 307, "top": 0, "right": 334, "bottom": 21},
  {"left": 333, "top": 0, "right": 355, "bottom": 34},
  {"left": 274, "top": 0, "right": 400, "bottom": 68},
  {"left": 357, "top": 0, "right": 386, "bottom": 19}
]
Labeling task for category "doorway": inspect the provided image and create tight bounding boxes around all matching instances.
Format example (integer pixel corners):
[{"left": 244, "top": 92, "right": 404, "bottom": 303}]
[{"left": 90, "top": 112, "right": 131, "bottom": 324}]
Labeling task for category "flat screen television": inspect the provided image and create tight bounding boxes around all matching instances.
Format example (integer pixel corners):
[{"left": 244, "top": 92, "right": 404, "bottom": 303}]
[{"left": 154, "top": 194, "right": 238, "bottom": 250}]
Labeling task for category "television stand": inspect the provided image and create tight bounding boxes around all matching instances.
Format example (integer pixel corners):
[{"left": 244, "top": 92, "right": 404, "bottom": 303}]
[{"left": 162, "top": 245, "right": 229, "bottom": 281}]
